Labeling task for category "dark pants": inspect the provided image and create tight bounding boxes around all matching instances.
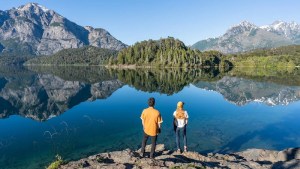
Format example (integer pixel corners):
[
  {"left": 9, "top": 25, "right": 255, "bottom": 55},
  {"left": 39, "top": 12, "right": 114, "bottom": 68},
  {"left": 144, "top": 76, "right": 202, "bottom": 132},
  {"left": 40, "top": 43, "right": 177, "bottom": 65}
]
[
  {"left": 176, "top": 126, "right": 187, "bottom": 150},
  {"left": 141, "top": 132, "right": 157, "bottom": 158}
]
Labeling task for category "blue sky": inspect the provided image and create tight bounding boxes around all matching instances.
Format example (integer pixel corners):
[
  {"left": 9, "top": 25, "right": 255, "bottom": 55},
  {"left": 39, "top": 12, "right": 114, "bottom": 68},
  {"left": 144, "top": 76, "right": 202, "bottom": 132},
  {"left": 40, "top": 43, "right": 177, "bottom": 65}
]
[{"left": 1, "top": 0, "right": 300, "bottom": 45}]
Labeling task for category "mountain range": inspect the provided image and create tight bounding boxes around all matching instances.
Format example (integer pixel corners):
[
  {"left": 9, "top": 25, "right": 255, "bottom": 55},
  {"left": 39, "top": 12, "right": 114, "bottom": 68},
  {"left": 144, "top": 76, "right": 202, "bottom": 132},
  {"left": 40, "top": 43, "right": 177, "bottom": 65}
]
[
  {"left": 192, "top": 21, "right": 300, "bottom": 53},
  {"left": 1, "top": 3, "right": 300, "bottom": 60},
  {"left": 0, "top": 3, "right": 127, "bottom": 56}
]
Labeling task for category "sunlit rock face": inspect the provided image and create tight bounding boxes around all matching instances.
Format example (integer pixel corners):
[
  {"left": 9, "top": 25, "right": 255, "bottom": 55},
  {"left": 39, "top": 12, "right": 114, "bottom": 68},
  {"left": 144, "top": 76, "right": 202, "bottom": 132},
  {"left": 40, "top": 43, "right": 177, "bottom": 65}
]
[{"left": 0, "top": 3, "right": 127, "bottom": 56}]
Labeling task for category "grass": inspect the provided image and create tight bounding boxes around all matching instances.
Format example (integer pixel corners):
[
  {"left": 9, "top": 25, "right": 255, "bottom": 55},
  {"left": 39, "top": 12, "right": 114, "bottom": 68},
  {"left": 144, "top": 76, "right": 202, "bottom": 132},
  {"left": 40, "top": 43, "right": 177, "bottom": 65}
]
[{"left": 46, "top": 155, "right": 65, "bottom": 169}]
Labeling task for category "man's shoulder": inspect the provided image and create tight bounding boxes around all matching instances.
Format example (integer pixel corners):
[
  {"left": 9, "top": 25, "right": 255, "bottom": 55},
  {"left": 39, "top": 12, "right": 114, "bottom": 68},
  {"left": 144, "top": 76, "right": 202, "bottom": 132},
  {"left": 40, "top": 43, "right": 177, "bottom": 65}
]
[
  {"left": 151, "top": 107, "right": 160, "bottom": 113},
  {"left": 143, "top": 107, "right": 161, "bottom": 115}
]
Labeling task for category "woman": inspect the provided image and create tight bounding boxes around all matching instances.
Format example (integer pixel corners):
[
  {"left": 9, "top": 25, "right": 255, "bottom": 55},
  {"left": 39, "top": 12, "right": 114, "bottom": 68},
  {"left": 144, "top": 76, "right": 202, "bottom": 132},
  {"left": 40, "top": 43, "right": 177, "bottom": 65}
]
[{"left": 173, "top": 101, "right": 189, "bottom": 152}]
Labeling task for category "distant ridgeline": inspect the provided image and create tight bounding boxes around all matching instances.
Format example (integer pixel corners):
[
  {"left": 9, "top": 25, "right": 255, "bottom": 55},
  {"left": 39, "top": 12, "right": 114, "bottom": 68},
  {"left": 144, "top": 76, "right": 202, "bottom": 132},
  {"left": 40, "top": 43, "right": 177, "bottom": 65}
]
[
  {"left": 25, "top": 46, "right": 118, "bottom": 65},
  {"left": 27, "top": 65, "right": 118, "bottom": 83},
  {"left": 16, "top": 37, "right": 300, "bottom": 68},
  {"left": 109, "top": 37, "right": 232, "bottom": 69},
  {"left": 225, "top": 45, "right": 300, "bottom": 68}
]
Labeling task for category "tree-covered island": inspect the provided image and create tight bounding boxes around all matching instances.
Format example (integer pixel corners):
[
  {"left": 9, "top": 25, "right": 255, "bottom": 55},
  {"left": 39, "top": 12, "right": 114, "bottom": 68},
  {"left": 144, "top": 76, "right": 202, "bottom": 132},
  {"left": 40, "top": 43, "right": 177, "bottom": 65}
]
[{"left": 109, "top": 37, "right": 232, "bottom": 69}]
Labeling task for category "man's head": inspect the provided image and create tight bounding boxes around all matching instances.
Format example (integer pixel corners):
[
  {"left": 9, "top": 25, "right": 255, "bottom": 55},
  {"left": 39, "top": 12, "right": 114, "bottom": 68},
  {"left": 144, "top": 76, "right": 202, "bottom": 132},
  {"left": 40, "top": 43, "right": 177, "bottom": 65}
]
[{"left": 148, "top": 97, "right": 155, "bottom": 107}]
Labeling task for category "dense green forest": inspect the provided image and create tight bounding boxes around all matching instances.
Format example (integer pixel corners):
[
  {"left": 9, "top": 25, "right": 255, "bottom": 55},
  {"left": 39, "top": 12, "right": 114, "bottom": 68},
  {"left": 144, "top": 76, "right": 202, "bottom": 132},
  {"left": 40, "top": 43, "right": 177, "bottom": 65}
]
[
  {"left": 226, "top": 45, "right": 300, "bottom": 68},
  {"left": 110, "top": 37, "right": 232, "bottom": 69},
  {"left": 0, "top": 40, "right": 36, "bottom": 65},
  {"left": 0, "top": 56, "right": 32, "bottom": 65},
  {"left": 28, "top": 66, "right": 117, "bottom": 83},
  {"left": 2, "top": 38, "right": 300, "bottom": 68},
  {"left": 25, "top": 46, "right": 118, "bottom": 65}
]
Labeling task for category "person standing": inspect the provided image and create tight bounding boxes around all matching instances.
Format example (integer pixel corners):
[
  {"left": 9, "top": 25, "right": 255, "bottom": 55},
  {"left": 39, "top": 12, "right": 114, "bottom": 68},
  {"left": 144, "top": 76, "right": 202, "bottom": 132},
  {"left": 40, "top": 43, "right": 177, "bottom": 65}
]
[
  {"left": 173, "top": 101, "right": 189, "bottom": 153},
  {"left": 140, "top": 97, "right": 163, "bottom": 158}
]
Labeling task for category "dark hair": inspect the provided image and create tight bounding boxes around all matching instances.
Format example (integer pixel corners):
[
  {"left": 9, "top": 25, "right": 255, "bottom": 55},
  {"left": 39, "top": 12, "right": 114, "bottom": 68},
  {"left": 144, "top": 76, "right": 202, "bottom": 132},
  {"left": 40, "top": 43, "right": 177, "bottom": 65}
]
[{"left": 148, "top": 97, "right": 155, "bottom": 107}]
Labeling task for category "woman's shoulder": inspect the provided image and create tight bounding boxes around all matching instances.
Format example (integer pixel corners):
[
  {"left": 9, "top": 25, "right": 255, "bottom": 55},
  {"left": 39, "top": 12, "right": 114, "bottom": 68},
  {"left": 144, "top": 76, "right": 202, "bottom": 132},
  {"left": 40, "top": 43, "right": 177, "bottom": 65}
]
[{"left": 184, "top": 110, "right": 189, "bottom": 116}]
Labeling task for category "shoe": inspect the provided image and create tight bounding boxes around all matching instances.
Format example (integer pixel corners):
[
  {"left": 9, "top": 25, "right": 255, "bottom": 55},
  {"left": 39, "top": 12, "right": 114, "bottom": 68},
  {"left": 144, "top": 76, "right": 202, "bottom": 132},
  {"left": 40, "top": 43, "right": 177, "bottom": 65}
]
[
  {"left": 139, "top": 152, "right": 145, "bottom": 158},
  {"left": 184, "top": 146, "right": 188, "bottom": 152},
  {"left": 176, "top": 149, "right": 181, "bottom": 153}
]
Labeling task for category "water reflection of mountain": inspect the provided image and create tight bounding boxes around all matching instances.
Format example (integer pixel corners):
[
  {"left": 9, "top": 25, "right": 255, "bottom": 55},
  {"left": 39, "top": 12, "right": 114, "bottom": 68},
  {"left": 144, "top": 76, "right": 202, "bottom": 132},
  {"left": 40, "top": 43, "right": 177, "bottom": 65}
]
[
  {"left": 0, "top": 67, "right": 123, "bottom": 121},
  {"left": 194, "top": 76, "right": 300, "bottom": 106},
  {"left": 2, "top": 66, "right": 300, "bottom": 121},
  {"left": 106, "top": 68, "right": 300, "bottom": 106}
]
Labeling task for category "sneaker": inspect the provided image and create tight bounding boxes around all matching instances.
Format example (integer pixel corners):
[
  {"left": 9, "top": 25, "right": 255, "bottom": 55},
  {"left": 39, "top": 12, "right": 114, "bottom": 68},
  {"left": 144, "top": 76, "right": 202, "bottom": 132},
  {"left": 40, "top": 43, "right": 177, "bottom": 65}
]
[
  {"left": 176, "top": 149, "right": 181, "bottom": 153},
  {"left": 139, "top": 152, "right": 145, "bottom": 158},
  {"left": 184, "top": 146, "right": 188, "bottom": 152}
]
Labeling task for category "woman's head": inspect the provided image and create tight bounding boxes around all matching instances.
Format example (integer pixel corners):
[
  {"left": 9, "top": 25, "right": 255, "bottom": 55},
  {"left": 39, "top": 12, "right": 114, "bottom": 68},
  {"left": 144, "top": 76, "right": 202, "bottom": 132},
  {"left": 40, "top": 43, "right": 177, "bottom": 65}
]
[
  {"left": 175, "top": 101, "right": 185, "bottom": 119},
  {"left": 177, "top": 101, "right": 184, "bottom": 110}
]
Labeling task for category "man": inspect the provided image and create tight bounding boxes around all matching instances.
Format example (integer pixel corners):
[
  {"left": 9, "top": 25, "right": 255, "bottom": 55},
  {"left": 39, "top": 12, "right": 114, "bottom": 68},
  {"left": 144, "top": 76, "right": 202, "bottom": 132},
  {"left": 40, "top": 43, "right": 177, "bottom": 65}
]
[{"left": 140, "top": 97, "right": 163, "bottom": 158}]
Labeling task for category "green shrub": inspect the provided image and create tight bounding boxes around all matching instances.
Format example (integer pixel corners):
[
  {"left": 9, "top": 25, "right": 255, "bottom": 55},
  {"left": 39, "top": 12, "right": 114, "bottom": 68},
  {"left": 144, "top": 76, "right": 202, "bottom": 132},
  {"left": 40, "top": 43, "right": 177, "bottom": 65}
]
[
  {"left": 50, "top": 22, "right": 62, "bottom": 27},
  {"left": 46, "top": 155, "right": 64, "bottom": 169}
]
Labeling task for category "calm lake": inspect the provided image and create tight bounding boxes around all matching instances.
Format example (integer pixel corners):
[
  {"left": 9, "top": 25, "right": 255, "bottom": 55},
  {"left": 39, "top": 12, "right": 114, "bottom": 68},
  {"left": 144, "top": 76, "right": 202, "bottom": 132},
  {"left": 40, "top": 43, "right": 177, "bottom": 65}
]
[{"left": 1, "top": 66, "right": 300, "bottom": 169}]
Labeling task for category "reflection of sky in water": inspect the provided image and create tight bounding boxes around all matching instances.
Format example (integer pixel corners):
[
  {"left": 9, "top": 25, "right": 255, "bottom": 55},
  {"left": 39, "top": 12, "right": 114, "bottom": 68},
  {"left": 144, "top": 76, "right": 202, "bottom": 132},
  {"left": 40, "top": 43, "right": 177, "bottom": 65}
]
[{"left": 1, "top": 84, "right": 300, "bottom": 169}]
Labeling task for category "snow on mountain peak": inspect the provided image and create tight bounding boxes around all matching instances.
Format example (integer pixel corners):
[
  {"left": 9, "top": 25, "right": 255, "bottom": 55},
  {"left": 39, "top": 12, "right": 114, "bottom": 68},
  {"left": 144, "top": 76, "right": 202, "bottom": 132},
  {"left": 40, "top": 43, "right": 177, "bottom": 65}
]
[
  {"left": 230, "top": 21, "right": 258, "bottom": 31},
  {"left": 260, "top": 21, "right": 300, "bottom": 38},
  {"left": 261, "top": 21, "right": 300, "bottom": 31},
  {"left": 224, "top": 21, "right": 258, "bottom": 37},
  {"left": 238, "top": 21, "right": 258, "bottom": 28},
  {"left": 17, "top": 3, "right": 50, "bottom": 12}
]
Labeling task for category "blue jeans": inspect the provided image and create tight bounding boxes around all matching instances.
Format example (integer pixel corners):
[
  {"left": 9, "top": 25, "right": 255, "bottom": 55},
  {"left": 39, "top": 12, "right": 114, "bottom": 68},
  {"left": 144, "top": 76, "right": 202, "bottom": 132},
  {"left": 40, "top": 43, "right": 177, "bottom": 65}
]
[{"left": 175, "top": 126, "right": 187, "bottom": 150}]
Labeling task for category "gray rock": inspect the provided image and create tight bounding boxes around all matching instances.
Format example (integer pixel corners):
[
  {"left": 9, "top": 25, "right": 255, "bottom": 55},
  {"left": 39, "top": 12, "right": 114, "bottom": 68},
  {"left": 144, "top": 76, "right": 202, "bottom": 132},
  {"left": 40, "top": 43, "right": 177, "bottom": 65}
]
[
  {"left": 0, "top": 3, "right": 127, "bottom": 56},
  {"left": 59, "top": 144, "right": 300, "bottom": 169},
  {"left": 0, "top": 42, "right": 4, "bottom": 52}
]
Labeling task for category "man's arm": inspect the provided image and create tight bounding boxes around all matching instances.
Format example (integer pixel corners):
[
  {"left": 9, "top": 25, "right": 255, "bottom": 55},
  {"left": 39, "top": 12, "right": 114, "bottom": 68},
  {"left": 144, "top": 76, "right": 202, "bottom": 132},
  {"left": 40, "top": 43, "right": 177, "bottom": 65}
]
[
  {"left": 140, "top": 110, "right": 145, "bottom": 129},
  {"left": 158, "top": 114, "right": 163, "bottom": 129},
  {"left": 141, "top": 119, "right": 144, "bottom": 128}
]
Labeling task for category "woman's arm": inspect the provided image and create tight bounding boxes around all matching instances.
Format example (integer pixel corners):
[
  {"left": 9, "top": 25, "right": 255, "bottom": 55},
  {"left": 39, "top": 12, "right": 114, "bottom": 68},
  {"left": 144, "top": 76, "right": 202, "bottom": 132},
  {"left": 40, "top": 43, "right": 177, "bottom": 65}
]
[{"left": 185, "top": 111, "right": 189, "bottom": 124}]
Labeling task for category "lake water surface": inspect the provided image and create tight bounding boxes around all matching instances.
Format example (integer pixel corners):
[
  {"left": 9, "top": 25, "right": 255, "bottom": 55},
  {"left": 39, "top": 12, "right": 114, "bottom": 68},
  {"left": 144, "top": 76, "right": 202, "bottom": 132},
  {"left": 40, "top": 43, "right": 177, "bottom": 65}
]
[{"left": 1, "top": 66, "right": 300, "bottom": 169}]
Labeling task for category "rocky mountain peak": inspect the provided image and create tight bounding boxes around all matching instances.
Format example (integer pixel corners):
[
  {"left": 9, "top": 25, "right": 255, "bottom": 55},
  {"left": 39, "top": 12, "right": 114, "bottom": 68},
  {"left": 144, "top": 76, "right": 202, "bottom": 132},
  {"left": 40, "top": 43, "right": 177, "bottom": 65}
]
[
  {"left": 238, "top": 20, "right": 258, "bottom": 28},
  {"left": 224, "top": 21, "right": 258, "bottom": 37},
  {"left": 0, "top": 3, "right": 127, "bottom": 56},
  {"left": 260, "top": 21, "right": 300, "bottom": 39},
  {"left": 16, "top": 3, "right": 50, "bottom": 13},
  {"left": 192, "top": 20, "right": 300, "bottom": 53}
]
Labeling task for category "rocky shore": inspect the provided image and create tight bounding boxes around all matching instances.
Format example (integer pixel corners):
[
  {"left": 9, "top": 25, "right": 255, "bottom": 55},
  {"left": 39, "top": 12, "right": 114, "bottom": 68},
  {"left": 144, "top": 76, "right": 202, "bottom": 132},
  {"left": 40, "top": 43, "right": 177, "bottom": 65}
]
[{"left": 60, "top": 144, "right": 300, "bottom": 169}]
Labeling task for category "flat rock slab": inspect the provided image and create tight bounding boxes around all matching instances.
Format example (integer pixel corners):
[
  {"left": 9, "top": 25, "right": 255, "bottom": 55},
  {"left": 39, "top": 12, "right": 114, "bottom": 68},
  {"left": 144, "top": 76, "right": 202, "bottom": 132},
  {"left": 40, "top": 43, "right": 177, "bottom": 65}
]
[{"left": 59, "top": 144, "right": 300, "bottom": 169}]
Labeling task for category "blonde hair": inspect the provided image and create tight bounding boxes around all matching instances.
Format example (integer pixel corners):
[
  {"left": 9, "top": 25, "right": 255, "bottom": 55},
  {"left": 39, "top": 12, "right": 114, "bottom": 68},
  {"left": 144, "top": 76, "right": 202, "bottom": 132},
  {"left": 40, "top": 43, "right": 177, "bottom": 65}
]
[{"left": 175, "top": 101, "right": 185, "bottom": 119}]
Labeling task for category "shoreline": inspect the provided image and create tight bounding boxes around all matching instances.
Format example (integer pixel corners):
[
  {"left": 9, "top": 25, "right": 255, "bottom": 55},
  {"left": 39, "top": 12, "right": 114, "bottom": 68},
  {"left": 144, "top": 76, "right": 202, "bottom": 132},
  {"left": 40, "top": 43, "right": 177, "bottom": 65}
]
[{"left": 58, "top": 144, "right": 300, "bottom": 169}]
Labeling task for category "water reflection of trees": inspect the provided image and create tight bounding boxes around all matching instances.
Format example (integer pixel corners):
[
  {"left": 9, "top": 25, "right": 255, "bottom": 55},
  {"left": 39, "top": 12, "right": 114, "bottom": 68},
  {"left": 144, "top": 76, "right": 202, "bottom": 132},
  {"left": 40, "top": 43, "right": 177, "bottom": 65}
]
[
  {"left": 109, "top": 68, "right": 224, "bottom": 95},
  {"left": 2, "top": 65, "right": 300, "bottom": 121},
  {"left": 27, "top": 66, "right": 117, "bottom": 84},
  {"left": 229, "top": 67, "right": 300, "bottom": 86}
]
